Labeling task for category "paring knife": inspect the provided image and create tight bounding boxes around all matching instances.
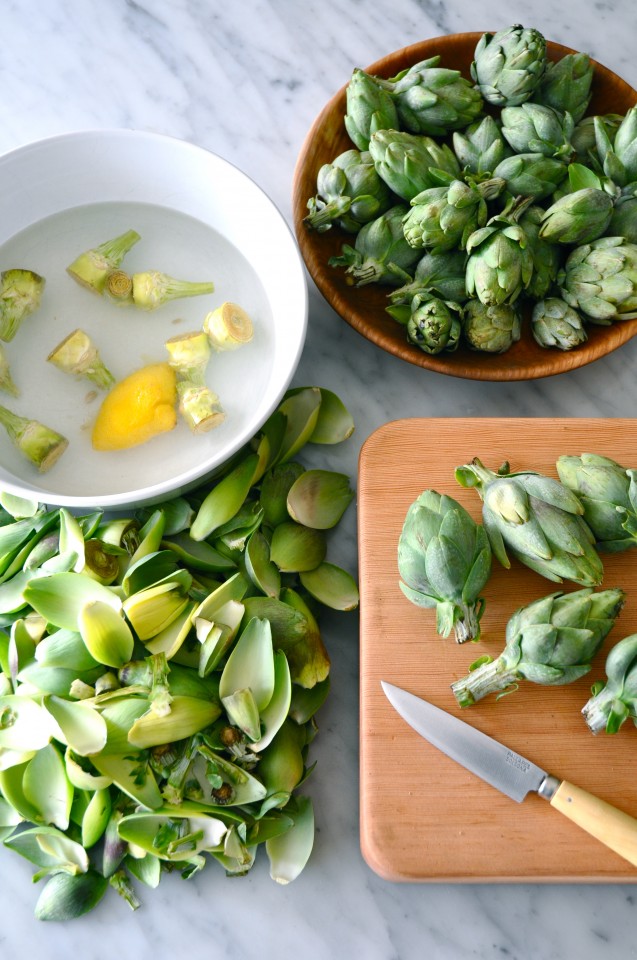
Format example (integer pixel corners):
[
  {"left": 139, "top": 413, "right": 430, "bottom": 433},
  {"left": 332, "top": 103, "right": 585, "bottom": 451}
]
[{"left": 381, "top": 680, "right": 637, "bottom": 868}]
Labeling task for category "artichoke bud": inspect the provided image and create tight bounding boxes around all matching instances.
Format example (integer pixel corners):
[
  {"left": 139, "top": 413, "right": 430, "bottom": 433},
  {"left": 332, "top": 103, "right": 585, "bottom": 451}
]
[
  {"left": 329, "top": 205, "right": 420, "bottom": 286},
  {"left": 556, "top": 452, "right": 637, "bottom": 551},
  {"left": 558, "top": 236, "right": 637, "bottom": 324},
  {"left": 388, "top": 60, "right": 484, "bottom": 136},
  {"left": 519, "top": 205, "right": 563, "bottom": 300},
  {"left": 471, "top": 25, "right": 547, "bottom": 107},
  {"left": 582, "top": 633, "right": 637, "bottom": 733},
  {"left": 595, "top": 107, "right": 637, "bottom": 189},
  {"left": 397, "top": 490, "right": 492, "bottom": 643},
  {"left": 534, "top": 52, "right": 594, "bottom": 123},
  {"left": 539, "top": 188, "right": 614, "bottom": 245},
  {"left": 493, "top": 152, "right": 567, "bottom": 199},
  {"left": 463, "top": 300, "right": 522, "bottom": 353},
  {"left": 465, "top": 214, "right": 534, "bottom": 306},
  {"left": 304, "top": 149, "right": 393, "bottom": 233},
  {"left": 344, "top": 68, "right": 399, "bottom": 150},
  {"left": 500, "top": 102, "right": 575, "bottom": 159},
  {"left": 531, "top": 297, "right": 587, "bottom": 350},
  {"left": 368, "top": 129, "right": 461, "bottom": 201},
  {"left": 406, "top": 294, "right": 463, "bottom": 355},
  {"left": 388, "top": 250, "right": 468, "bottom": 305},
  {"left": 452, "top": 116, "right": 511, "bottom": 176},
  {"left": 608, "top": 188, "right": 637, "bottom": 244},
  {"left": 452, "top": 587, "right": 625, "bottom": 706}
]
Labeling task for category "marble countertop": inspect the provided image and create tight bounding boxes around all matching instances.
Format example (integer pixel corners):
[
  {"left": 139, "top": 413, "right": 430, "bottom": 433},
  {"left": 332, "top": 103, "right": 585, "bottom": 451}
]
[{"left": 2, "top": 1, "right": 637, "bottom": 957}]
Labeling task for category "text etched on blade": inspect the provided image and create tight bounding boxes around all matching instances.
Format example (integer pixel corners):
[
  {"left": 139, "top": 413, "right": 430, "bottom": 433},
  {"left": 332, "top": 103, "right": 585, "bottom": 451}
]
[{"left": 505, "top": 750, "right": 531, "bottom": 773}]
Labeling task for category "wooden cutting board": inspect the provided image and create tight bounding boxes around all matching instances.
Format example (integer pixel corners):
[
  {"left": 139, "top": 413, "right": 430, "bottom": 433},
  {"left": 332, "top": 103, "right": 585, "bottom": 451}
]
[{"left": 359, "top": 418, "right": 637, "bottom": 882}]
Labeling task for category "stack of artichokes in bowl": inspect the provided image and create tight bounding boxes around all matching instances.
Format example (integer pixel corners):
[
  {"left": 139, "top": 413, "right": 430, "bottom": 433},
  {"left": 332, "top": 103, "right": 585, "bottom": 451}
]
[{"left": 293, "top": 26, "right": 637, "bottom": 380}]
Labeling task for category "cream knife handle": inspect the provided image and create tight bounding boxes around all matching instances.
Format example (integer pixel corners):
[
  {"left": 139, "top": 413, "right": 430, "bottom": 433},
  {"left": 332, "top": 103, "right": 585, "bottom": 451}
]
[{"left": 548, "top": 780, "right": 637, "bottom": 867}]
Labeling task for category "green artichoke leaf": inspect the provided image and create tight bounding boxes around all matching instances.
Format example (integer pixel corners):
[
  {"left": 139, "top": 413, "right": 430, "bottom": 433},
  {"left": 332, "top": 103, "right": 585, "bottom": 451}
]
[
  {"left": 398, "top": 580, "right": 439, "bottom": 609},
  {"left": 519, "top": 662, "right": 570, "bottom": 684}
]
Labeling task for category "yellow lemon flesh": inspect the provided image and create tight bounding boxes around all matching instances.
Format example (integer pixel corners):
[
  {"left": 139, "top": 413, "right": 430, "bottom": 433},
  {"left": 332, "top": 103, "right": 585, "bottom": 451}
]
[{"left": 92, "top": 362, "right": 177, "bottom": 451}]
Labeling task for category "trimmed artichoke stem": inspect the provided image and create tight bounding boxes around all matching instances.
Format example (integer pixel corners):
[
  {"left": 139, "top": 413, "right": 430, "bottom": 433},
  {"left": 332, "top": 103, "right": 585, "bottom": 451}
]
[
  {"left": 165, "top": 331, "right": 211, "bottom": 384},
  {"left": 581, "top": 695, "right": 614, "bottom": 734},
  {"left": 305, "top": 197, "right": 352, "bottom": 230},
  {"left": 131, "top": 272, "right": 215, "bottom": 310},
  {"left": 454, "top": 603, "right": 482, "bottom": 644},
  {"left": 451, "top": 657, "right": 519, "bottom": 706},
  {"left": 104, "top": 270, "right": 134, "bottom": 303},
  {"left": 66, "top": 230, "right": 141, "bottom": 294},
  {"left": 0, "top": 404, "right": 68, "bottom": 472},
  {"left": 47, "top": 328, "right": 115, "bottom": 389}
]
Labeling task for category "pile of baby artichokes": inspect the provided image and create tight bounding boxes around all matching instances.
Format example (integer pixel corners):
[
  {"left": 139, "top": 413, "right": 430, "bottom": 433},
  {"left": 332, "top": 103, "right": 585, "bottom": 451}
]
[
  {"left": 398, "top": 448, "right": 637, "bottom": 734},
  {"left": 305, "top": 24, "right": 637, "bottom": 356}
]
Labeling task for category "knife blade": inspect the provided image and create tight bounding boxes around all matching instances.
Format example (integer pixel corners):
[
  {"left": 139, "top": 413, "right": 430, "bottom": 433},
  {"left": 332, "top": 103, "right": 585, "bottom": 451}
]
[{"left": 381, "top": 680, "right": 637, "bottom": 868}]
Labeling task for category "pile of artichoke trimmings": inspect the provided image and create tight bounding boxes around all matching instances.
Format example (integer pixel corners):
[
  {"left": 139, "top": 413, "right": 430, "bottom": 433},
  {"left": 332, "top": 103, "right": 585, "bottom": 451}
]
[
  {"left": 397, "top": 451, "right": 637, "bottom": 734},
  {"left": 304, "top": 24, "right": 637, "bottom": 356}
]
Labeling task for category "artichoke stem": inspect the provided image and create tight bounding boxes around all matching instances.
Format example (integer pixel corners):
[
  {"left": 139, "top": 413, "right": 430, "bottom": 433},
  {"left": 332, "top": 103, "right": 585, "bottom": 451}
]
[
  {"left": 304, "top": 196, "right": 352, "bottom": 230},
  {"left": 66, "top": 230, "right": 141, "bottom": 294},
  {"left": 451, "top": 656, "right": 518, "bottom": 707},
  {"left": 453, "top": 602, "right": 483, "bottom": 644},
  {"left": 0, "top": 403, "right": 68, "bottom": 472}
]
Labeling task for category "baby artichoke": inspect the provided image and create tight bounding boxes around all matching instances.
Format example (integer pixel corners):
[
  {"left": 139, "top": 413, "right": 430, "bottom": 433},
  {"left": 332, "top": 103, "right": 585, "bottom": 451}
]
[
  {"left": 368, "top": 129, "right": 460, "bottom": 201},
  {"left": 471, "top": 25, "right": 547, "bottom": 107},
  {"left": 304, "top": 148, "right": 394, "bottom": 233},
  {"left": 403, "top": 177, "right": 505, "bottom": 253},
  {"left": 388, "top": 250, "right": 468, "bottom": 306},
  {"left": 328, "top": 205, "right": 420, "bottom": 286},
  {"left": 556, "top": 453, "right": 637, "bottom": 552},
  {"left": 386, "top": 56, "right": 484, "bottom": 135},
  {"left": 492, "top": 152, "right": 567, "bottom": 200},
  {"left": 344, "top": 68, "right": 399, "bottom": 150},
  {"left": 455, "top": 458, "right": 604, "bottom": 586},
  {"left": 452, "top": 115, "right": 512, "bottom": 177},
  {"left": 398, "top": 490, "right": 492, "bottom": 643},
  {"left": 559, "top": 236, "right": 637, "bottom": 324},
  {"left": 531, "top": 297, "right": 588, "bottom": 350},
  {"left": 463, "top": 300, "right": 521, "bottom": 354},
  {"left": 500, "top": 102, "right": 575, "bottom": 159},
  {"left": 452, "top": 587, "right": 625, "bottom": 706},
  {"left": 404, "top": 294, "right": 463, "bottom": 355},
  {"left": 534, "top": 52, "right": 594, "bottom": 124},
  {"left": 582, "top": 633, "right": 637, "bottom": 733},
  {"left": 539, "top": 187, "right": 614, "bottom": 245},
  {"left": 465, "top": 202, "right": 534, "bottom": 306}
]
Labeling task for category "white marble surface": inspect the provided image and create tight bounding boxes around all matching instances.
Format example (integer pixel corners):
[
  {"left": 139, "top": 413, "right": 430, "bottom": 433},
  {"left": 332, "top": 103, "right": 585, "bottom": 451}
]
[{"left": 2, "top": 0, "right": 637, "bottom": 957}]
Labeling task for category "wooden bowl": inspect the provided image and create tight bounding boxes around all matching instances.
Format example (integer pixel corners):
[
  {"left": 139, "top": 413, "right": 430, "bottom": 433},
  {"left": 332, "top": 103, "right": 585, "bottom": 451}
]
[{"left": 292, "top": 33, "right": 637, "bottom": 381}]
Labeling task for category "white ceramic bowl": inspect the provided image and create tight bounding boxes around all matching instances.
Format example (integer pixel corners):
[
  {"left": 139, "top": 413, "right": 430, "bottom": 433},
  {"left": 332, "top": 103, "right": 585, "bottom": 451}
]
[{"left": 0, "top": 130, "right": 307, "bottom": 509}]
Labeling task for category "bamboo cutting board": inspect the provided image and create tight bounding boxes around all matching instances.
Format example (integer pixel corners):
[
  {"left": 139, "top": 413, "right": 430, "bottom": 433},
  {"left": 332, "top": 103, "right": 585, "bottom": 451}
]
[{"left": 359, "top": 418, "right": 637, "bottom": 882}]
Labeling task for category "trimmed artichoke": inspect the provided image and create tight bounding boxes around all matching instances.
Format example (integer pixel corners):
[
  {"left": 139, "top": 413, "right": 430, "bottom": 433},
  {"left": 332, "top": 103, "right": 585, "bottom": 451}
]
[
  {"left": 471, "top": 25, "right": 547, "bottom": 107},
  {"left": 500, "top": 102, "right": 575, "bottom": 159},
  {"left": 344, "top": 68, "right": 399, "bottom": 150},
  {"left": 452, "top": 587, "right": 625, "bottom": 706},
  {"left": 403, "top": 177, "right": 505, "bottom": 253},
  {"left": 304, "top": 149, "right": 394, "bottom": 233},
  {"left": 583, "top": 634, "right": 637, "bottom": 734},
  {"left": 328, "top": 205, "right": 420, "bottom": 286},
  {"left": 463, "top": 300, "right": 521, "bottom": 353},
  {"left": 455, "top": 458, "right": 604, "bottom": 586},
  {"left": 452, "top": 116, "right": 512, "bottom": 177},
  {"left": 492, "top": 152, "right": 568, "bottom": 200},
  {"left": 559, "top": 236, "right": 637, "bottom": 324},
  {"left": 556, "top": 453, "right": 637, "bottom": 552},
  {"left": 404, "top": 294, "right": 463, "bottom": 355},
  {"left": 465, "top": 202, "right": 534, "bottom": 306},
  {"left": 534, "top": 52, "right": 594, "bottom": 124},
  {"left": 386, "top": 56, "right": 484, "bottom": 135},
  {"left": 531, "top": 297, "right": 588, "bottom": 350},
  {"left": 388, "top": 250, "right": 468, "bottom": 306},
  {"left": 539, "top": 188, "right": 614, "bottom": 245},
  {"left": 368, "top": 129, "right": 461, "bottom": 201},
  {"left": 397, "top": 489, "right": 492, "bottom": 643}
]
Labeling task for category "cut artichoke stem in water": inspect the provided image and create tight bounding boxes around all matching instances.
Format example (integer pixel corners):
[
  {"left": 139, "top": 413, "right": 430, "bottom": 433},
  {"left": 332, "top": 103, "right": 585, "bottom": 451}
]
[
  {"left": 47, "top": 328, "right": 116, "bottom": 390},
  {"left": 103, "top": 269, "right": 134, "bottom": 304},
  {"left": 177, "top": 382, "right": 226, "bottom": 434},
  {"left": 131, "top": 272, "right": 215, "bottom": 310},
  {"left": 66, "top": 230, "right": 141, "bottom": 294},
  {"left": 165, "top": 331, "right": 212, "bottom": 384},
  {"left": 0, "top": 344, "right": 19, "bottom": 396},
  {"left": 0, "top": 403, "right": 69, "bottom": 472},
  {"left": 203, "top": 302, "right": 254, "bottom": 351},
  {"left": 0, "top": 269, "right": 46, "bottom": 343}
]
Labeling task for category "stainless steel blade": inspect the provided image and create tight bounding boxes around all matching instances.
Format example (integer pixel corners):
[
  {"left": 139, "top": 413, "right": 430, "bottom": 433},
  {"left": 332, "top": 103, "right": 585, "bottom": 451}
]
[{"left": 381, "top": 681, "right": 548, "bottom": 802}]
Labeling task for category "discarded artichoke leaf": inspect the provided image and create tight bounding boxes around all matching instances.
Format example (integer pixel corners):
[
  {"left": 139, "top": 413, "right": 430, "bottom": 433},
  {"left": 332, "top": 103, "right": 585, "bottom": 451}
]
[
  {"left": 23, "top": 743, "right": 73, "bottom": 830},
  {"left": 162, "top": 531, "right": 236, "bottom": 573},
  {"left": 278, "top": 588, "right": 331, "bottom": 689},
  {"left": 144, "top": 600, "right": 198, "bottom": 659},
  {"left": 299, "top": 562, "right": 360, "bottom": 611},
  {"left": 249, "top": 650, "right": 292, "bottom": 752},
  {"left": 266, "top": 795, "right": 314, "bottom": 884},
  {"left": 258, "top": 720, "right": 306, "bottom": 796},
  {"left": 289, "top": 676, "right": 330, "bottom": 725},
  {"left": 122, "top": 578, "right": 192, "bottom": 641},
  {"left": 117, "top": 805, "right": 228, "bottom": 860},
  {"left": 127, "top": 695, "right": 221, "bottom": 749},
  {"left": 90, "top": 752, "right": 162, "bottom": 809},
  {"left": 0, "top": 694, "right": 57, "bottom": 752},
  {"left": 0, "top": 761, "right": 41, "bottom": 818},
  {"left": 286, "top": 469, "right": 354, "bottom": 530},
  {"left": 244, "top": 530, "right": 281, "bottom": 598},
  {"left": 44, "top": 695, "right": 108, "bottom": 756},
  {"left": 190, "top": 454, "right": 259, "bottom": 542},
  {"left": 121, "top": 548, "right": 180, "bottom": 596},
  {"left": 220, "top": 688, "right": 261, "bottom": 741},
  {"left": 81, "top": 788, "right": 111, "bottom": 848},
  {"left": 219, "top": 617, "right": 275, "bottom": 713},
  {"left": 9, "top": 616, "right": 37, "bottom": 681},
  {"left": 270, "top": 522, "right": 326, "bottom": 573},
  {"left": 306, "top": 388, "right": 354, "bottom": 444},
  {"left": 192, "top": 572, "right": 248, "bottom": 623},
  {"left": 275, "top": 388, "right": 322, "bottom": 464},
  {"left": 78, "top": 600, "right": 135, "bottom": 668},
  {"left": 5, "top": 824, "right": 89, "bottom": 878},
  {"left": 64, "top": 747, "right": 112, "bottom": 791},
  {"left": 125, "top": 851, "right": 161, "bottom": 889},
  {"left": 194, "top": 749, "right": 267, "bottom": 805},
  {"left": 246, "top": 811, "right": 294, "bottom": 843},
  {"left": 23, "top": 572, "right": 123, "bottom": 631},
  {"left": 128, "top": 510, "right": 167, "bottom": 569},
  {"left": 0, "top": 492, "right": 39, "bottom": 519},
  {"left": 35, "top": 628, "right": 100, "bottom": 671},
  {"left": 259, "top": 461, "right": 305, "bottom": 528},
  {"left": 82, "top": 539, "right": 120, "bottom": 585},
  {"left": 34, "top": 869, "right": 109, "bottom": 921},
  {"left": 137, "top": 496, "right": 194, "bottom": 537},
  {"left": 98, "top": 697, "right": 151, "bottom": 755}
]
